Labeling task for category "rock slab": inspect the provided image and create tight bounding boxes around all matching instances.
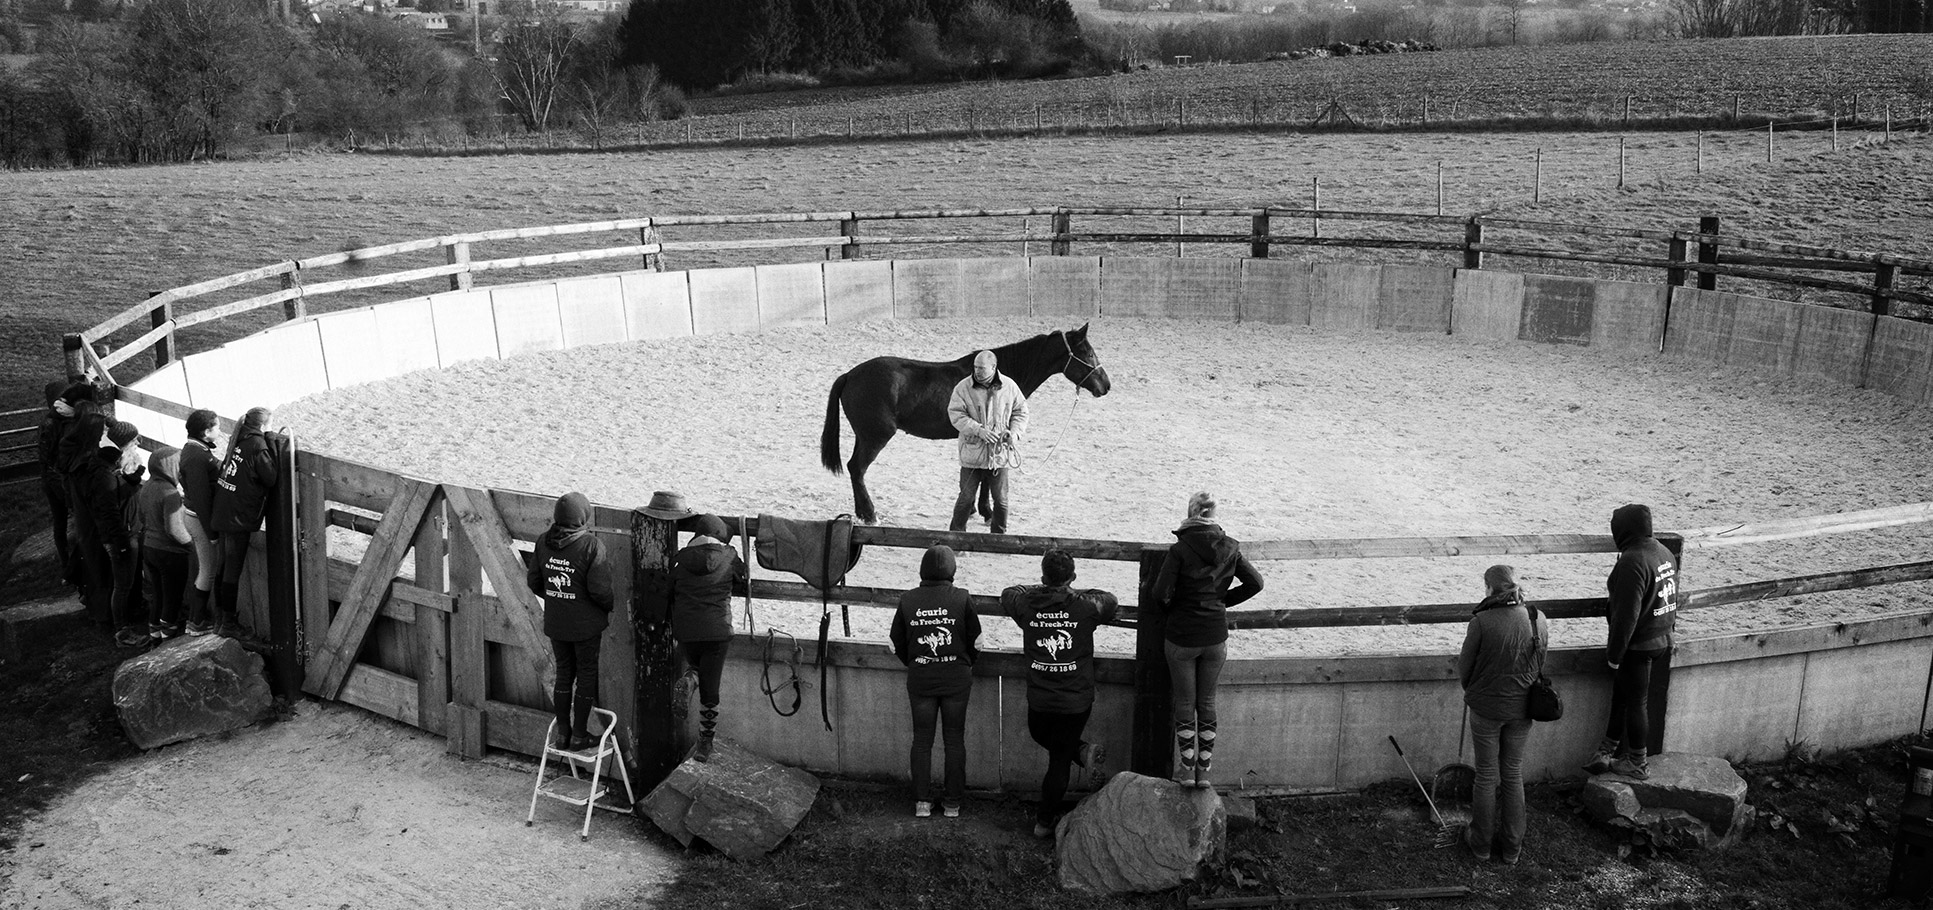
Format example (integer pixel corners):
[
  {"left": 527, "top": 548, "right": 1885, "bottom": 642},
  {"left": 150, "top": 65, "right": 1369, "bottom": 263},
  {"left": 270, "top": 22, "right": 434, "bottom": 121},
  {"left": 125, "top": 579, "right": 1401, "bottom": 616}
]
[
  {"left": 0, "top": 595, "right": 89, "bottom": 666},
  {"left": 112, "top": 635, "right": 273, "bottom": 750},
  {"left": 640, "top": 738, "right": 819, "bottom": 861},
  {"left": 1581, "top": 752, "right": 1752, "bottom": 849},
  {"left": 1056, "top": 772, "right": 1227, "bottom": 894}
]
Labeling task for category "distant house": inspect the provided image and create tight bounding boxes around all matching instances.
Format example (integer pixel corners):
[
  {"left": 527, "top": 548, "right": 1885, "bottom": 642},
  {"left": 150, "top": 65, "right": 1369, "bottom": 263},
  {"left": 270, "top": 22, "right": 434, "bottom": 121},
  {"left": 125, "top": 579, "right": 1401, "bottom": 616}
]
[{"left": 393, "top": 10, "right": 451, "bottom": 29}]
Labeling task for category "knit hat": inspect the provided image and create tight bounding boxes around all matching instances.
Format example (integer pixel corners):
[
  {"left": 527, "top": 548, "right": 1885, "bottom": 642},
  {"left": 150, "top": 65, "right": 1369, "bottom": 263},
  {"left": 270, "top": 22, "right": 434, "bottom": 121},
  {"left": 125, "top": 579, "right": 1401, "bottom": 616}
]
[
  {"left": 107, "top": 420, "right": 140, "bottom": 448},
  {"left": 60, "top": 382, "right": 96, "bottom": 406},
  {"left": 1187, "top": 491, "right": 1216, "bottom": 520},
  {"left": 1041, "top": 548, "right": 1075, "bottom": 586},
  {"left": 44, "top": 380, "right": 66, "bottom": 406},
  {"left": 186, "top": 409, "right": 220, "bottom": 439},
  {"left": 920, "top": 544, "right": 957, "bottom": 582},
  {"left": 691, "top": 514, "right": 729, "bottom": 542},
  {"left": 553, "top": 492, "right": 592, "bottom": 529}
]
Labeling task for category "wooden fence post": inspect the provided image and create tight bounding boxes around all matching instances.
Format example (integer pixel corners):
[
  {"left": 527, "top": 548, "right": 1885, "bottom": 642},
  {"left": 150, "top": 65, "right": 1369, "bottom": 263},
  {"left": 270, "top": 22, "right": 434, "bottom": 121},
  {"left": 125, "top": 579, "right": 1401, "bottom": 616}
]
[
  {"left": 641, "top": 225, "right": 662, "bottom": 272},
  {"left": 148, "top": 291, "right": 174, "bottom": 370},
  {"left": 62, "top": 333, "right": 88, "bottom": 383},
  {"left": 447, "top": 242, "right": 474, "bottom": 292},
  {"left": 1130, "top": 547, "right": 1173, "bottom": 778},
  {"left": 281, "top": 266, "right": 306, "bottom": 321},
  {"left": 1051, "top": 211, "right": 1071, "bottom": 256},
  {"left": 840, "top": 216, "right": 860, "bottom": 260},
  {"left": 447, "top": 494, "right": 488, "bottom": 759},
  {"left": 1250, "top": 211, "right": 1270, "bottom": 260},
  {"left": 1872, "top": 261, "right": 1897, "bottom": 317},
  {"left": 632, "top": 509, "right": 687, "bottom": 788},
  {"left": 1696, "top": 215, "right": 1720, "bottom": 291},
  {"left": 265, "top": 432, "right": 302, "bottom": 697},
  {"left": 1666, "top": 235, "right": 1689, "bottom": 288},
  {"left": 1462, "top": 218, "right": 1484, "bottom": 270}
]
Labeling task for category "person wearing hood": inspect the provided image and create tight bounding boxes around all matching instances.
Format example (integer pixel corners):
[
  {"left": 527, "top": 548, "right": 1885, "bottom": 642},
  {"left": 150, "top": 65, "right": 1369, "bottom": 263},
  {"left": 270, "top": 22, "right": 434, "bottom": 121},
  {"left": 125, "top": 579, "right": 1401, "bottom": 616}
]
[
  {"left": 889, "top": 544, "right": 982, "bottom": 818},
  {"left": 178, "top": 409, "right": 225, "bottom": 636},
  {"left": 1149, "top": 491, "right": 1263, "bottom": 790},
  {"left": 37, "top": 380, "right": 76, "bottom": 583},
  {"left": 1001, "top": 549, "right": 1120, "bottom": 838},
  {"left": 1456, "top": 565, "right": 1547, "bottom": 864},
  {"left": 72, "top": 419, "right": 145, "bottom": 645},
  {"left": 947, "top": 349, "right": 1029, "bottom": 535},
  {"left": 669, "top": 513, "right": 747, "bottom": 762},
  {"left": 526, "top": 492, "right": 615, "bottom": 753},
  {"left": 130, "top": 446, "right": 195, "bottom": 640},
  {"left": 210, "top": 406, "right": 278, "bottom": 637},
  {"left": 1587, "top": 503, "right": 1679, "bottom": 780}
]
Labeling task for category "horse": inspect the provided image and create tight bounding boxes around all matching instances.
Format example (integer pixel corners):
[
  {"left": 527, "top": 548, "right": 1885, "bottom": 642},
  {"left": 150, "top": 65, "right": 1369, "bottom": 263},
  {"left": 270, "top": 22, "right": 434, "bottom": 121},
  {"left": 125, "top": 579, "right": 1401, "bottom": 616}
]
[{"left": 821, "top": 323, "right": 1113, "bottom": 525}]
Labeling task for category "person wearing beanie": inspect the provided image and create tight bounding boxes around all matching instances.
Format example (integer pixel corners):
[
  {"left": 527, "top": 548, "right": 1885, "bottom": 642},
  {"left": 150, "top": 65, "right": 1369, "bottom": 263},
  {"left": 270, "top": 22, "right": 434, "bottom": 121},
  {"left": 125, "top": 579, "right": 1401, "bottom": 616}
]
[
  {"left": 178, "top": 409, "right": 224, "bottom": 636},
  {"left": 1150, "top": 491, "right": 1263, "bottom": 790},
  {"left": 889, "top": 544, "right": 981, "bottom": 818},
  {"left": 1586, "top": 503, "right": 1679, "bottom": 780},
  {"left": 130, "top": 446, "right": 195, "bottom": 640},
  {"left": 37, "top": 380, "right": 76, "bottom": 583},
  {"left": 526, "top": 492, "right": 615, "bottom": 753},
  {"left": 1001, "top": 548, "right": 1120, "bottom": 838},
  {"left": 210, "top": 406, "right": 277, "bottom": 637},
  {"left": 947, "top": 349, "right": 1029, "bottom": 535},
  {"left": 1456, "top": 564, "right": 1548, "bottom": 864},
  {"left": 668, "top": 513, "right": 747, "bottom": 762}
]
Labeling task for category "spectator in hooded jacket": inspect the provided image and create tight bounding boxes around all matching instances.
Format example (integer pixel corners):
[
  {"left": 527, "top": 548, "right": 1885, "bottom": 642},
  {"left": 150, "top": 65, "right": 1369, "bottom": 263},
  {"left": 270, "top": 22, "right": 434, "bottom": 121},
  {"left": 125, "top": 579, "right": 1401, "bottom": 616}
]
[
  {"left": 210, "top": 406, "right": 277, "bottom": 637},
  {"left": 1586, "top": 503, "right": 1679, "bottom": 781},
  {"left": 1002, "top": 549, "right": 1119, "bottom": 838},
  {"left": 890, "top": 544, "right": 981, "bottom": 819},
  {"left": 669, "top": 514, "right": 747, "bottom": 762},
  {"left": 527, "top": 492, "right": 615, "bottom": 753},
  {"left": 178, "top": 409, "right": 224, "bottom": 636},
  {"left": 947, "top": 350, "right": 1029, "bottom": 535},
  {"left": 1150, "top": 491, "right": 1263, "bottom": 790},
  {"left": 131, "top": 445, "right": 194, "bottom": 640},
  {"left": 72, "top": 419, "right": 145, "bottom": 645},
  {"left": 37, "top": 380, "right": 79, "bottom": 583},
  {"left": 1457, "top": 564, "right": 1548, "bottom": 865}
]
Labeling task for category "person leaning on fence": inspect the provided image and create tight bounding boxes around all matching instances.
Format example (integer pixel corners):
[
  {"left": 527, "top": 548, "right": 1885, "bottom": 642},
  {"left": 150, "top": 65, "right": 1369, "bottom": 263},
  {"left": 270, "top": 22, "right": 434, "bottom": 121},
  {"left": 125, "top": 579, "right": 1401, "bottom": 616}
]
[
  {"left": 1001, "top": 548, "right": 1119, "bottom": 839},
  {"left": 37, "top": 380, "right": 77, "bottom": 585},
  {"left": 1457, "top": 564, "right": 1548, "bottom": 865},
  {"left": 526, "top": 492, "right": 615, "bottom": 753},
  {"left": 1150, "top": 491, "right": 1263, "bottom": 790},
  {"left": 75, "top": 419, "right": 146, "bottom": 647},
  {"left": 947, "top": 349, "right": 1028, "bottom": 536},
  {"left": 668, "top": 511, "right": 748, "bottom": 763},
  {"left": 178, "top": 409, "right": 224, "bottom": 637},
  {"left": 1585, "top": 503, "right": 1679, "bottom": 781},
  {"left": 130, "top": 445, "right": 194, "bottom": 641},
  {"left": 210, "top": 406, "right": 277, "bottom": 638},
  {"left": 889, "top": 543, "right": 982, "bottom": 819}
]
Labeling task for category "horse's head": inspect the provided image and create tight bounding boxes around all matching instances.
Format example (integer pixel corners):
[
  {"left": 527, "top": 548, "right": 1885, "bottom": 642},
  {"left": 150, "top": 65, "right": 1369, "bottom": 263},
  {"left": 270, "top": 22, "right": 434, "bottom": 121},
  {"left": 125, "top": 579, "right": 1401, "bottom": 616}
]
[{"left": 1059, "top": 323, "right": 1112, "bottom": 397}]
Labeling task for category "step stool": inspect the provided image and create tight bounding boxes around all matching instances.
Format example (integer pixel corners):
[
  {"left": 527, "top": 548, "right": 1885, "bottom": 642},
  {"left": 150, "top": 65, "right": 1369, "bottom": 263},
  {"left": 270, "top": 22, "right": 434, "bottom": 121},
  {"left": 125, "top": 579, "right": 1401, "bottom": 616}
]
[{"left": 526, "top": 707, "right": 637, "bottom": 841}]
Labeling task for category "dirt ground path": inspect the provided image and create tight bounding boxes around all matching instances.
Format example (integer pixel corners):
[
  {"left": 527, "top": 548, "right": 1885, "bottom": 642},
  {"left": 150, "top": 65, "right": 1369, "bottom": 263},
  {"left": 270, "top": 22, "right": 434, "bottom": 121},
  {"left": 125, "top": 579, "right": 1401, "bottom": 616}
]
[{"left": 0, "top": 700, "right": 675, "bottom": 910}]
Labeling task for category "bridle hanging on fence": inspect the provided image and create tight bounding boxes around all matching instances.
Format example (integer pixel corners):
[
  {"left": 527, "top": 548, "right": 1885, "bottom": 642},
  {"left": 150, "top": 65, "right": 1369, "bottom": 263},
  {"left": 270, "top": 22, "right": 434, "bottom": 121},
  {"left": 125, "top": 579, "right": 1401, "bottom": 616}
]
[{"left": 760, "top": 628, "right": 806, "bottom": 718}]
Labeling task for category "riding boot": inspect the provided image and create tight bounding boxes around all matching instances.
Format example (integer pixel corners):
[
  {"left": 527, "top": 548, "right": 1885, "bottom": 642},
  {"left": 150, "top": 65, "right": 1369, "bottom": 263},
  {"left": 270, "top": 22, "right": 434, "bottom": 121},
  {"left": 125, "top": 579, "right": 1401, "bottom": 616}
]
[
  {"left": 1194, "top": 721, "right": 1217, "bottom": 789},
  {"left": 551, "top": 686, "right": 574, "bottom": 750},
  {"left": 571, "top": 693, "right": 596, "bottom": 750},
  {"left": 695, "top": 707, "right": 719, "bottom": 762},
  {"left": 1172, "top": 721, "right": 1197, "bottom": 786}
]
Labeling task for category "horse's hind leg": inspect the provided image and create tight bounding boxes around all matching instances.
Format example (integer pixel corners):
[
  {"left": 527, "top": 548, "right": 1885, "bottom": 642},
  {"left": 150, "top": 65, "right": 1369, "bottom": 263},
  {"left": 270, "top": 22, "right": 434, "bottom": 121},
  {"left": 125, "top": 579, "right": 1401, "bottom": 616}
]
[{"left": 846, "top": 434, "right": 891, "bottom": 525}]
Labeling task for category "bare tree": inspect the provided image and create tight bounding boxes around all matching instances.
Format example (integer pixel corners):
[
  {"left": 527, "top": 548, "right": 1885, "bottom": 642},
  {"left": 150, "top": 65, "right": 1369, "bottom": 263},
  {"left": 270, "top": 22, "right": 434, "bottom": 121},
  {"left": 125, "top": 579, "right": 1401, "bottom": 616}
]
[{"left": 493, "top": 0, "right": 583, "bottom": 132}]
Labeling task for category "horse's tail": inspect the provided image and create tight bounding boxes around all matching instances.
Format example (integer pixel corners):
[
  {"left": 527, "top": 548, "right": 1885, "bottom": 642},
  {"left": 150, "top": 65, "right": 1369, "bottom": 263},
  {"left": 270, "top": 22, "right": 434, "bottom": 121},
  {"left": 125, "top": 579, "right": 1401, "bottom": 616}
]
[{"left": 821, "top": 371, "right": 849, "bottom": 475}]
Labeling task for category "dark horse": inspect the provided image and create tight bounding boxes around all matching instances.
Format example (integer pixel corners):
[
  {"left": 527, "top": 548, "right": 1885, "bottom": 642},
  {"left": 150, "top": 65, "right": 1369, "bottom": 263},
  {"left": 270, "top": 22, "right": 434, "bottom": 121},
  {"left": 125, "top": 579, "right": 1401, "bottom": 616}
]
[{"left": 821, "top": 323, "right": 1113, "bottom": 524}]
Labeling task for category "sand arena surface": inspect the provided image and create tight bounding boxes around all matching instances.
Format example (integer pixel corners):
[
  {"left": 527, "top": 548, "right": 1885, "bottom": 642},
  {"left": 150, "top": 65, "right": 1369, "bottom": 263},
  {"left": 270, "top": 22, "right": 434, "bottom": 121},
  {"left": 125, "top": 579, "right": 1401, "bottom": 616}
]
[{"left": 278, "top": 316, "right": 1933, "bottom": 657}]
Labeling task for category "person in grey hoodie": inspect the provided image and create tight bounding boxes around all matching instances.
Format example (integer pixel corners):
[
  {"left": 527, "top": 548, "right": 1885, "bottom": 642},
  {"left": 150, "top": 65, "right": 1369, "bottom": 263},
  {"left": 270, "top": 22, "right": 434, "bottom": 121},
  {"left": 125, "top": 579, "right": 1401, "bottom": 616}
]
[
  {"left": 1586, "top": 503, "right": 1679, "bottom": 780},
  {"left": 890, "top": 544, "right": 981, "bottom": 818},
  {"left": 669, "top": 514, "right": 747, "bottom": 761},
  {"left": 130, "top": 446, "right": 194, "bottom": 640},
  {"left": 527, "top": 492, "right": 614, "bottom": 752},
  {"left": 1457, "top": 565, "right": 1547, "bottom": 864}
]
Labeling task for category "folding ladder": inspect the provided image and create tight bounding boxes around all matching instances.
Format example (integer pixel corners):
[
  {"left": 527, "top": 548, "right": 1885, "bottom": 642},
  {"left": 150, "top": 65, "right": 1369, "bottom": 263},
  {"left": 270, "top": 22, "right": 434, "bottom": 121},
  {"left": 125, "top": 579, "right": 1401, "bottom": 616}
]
[{"left": 525, "top": 707, "right": 637, "bottom": 841}]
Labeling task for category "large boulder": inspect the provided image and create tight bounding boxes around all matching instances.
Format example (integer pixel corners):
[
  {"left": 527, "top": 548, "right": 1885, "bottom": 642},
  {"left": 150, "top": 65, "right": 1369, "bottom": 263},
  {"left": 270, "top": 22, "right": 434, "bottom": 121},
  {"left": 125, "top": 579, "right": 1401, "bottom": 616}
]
[
  {"left": 640, "top": 738, "right": 819, "bottom": 861},
  {"left": 111, "top": 635, "right": 273, "bottom": 750},
  {"left": 1056, "top": 772, "right": 1226, "bottom": 894},
  {"left": 1581, "top": 752, "right": 1752, "bottom": 849}
]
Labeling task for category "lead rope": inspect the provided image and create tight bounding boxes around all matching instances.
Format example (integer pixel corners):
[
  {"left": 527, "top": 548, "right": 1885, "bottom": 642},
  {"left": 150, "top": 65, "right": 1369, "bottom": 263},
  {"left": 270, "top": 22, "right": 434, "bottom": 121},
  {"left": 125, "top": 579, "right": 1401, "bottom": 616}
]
[{"left": 760, "top": 628, "right": 805, "bottom": 717}]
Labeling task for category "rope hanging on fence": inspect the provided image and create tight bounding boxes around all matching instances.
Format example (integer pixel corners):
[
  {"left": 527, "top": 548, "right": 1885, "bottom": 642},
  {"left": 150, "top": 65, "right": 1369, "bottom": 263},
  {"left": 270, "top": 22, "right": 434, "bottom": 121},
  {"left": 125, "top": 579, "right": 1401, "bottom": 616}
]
[{"left": 760, "top": 628, "right": 806, "bottom": 718}]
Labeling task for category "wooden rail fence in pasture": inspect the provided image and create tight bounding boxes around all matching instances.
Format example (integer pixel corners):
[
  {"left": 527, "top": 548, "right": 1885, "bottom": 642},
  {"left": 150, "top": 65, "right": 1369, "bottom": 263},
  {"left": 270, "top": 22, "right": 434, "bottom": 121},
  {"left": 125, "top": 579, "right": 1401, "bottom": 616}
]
[{"left": 59, "top": 207, "right": 1933, "bottom": 793}]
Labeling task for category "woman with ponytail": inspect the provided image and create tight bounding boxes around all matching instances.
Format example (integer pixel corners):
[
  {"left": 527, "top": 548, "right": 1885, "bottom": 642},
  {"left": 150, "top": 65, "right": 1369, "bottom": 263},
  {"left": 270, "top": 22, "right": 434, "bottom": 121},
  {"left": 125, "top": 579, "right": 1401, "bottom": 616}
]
[{"left": 1456, "top": 565, "right": 1549, "bottom": 865}]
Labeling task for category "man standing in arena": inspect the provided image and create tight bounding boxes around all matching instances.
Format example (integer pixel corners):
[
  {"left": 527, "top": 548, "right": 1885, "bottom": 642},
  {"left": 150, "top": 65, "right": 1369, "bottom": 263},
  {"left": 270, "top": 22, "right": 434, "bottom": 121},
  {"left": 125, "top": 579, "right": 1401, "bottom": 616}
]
[{"left": 947, "top": 349, "right": 1028, "bottom": 535}]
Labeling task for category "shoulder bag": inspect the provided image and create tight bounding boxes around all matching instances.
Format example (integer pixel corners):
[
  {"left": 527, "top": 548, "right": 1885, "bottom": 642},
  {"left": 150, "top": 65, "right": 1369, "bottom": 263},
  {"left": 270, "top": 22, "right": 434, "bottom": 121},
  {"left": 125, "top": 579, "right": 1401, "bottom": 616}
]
[{"left": 1525, "top": 604, "right": 1564, "bottom": 722}]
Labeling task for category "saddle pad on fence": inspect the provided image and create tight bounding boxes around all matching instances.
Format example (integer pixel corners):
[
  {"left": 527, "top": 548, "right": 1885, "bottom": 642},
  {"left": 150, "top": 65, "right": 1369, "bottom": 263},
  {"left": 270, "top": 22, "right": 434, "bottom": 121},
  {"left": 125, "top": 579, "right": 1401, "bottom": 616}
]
[{"left": 755, "top": 514, "right": 862, "bottom": 591}]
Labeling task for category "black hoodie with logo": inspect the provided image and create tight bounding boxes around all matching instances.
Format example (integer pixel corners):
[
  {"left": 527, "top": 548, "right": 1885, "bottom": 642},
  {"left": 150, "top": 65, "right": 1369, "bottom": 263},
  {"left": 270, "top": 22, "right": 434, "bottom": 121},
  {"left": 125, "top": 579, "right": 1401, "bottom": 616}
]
[
  {"left": 1002, "top": 582, "right": 1120, "bottom": 714},
  {"left": 890, "top": 545, "right": 982, "bottom": 698},
  {"left": 1606, "top": 503, "right": 1678, "bottom": 665},
  {"left": 527, "top": 495, "right": 614, "bottom": 643}
]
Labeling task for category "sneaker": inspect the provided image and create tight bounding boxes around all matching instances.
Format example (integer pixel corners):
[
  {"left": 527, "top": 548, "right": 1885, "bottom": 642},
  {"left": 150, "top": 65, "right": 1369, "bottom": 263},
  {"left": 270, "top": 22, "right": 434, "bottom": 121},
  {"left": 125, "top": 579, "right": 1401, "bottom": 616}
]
[
  {"left": 1032, "top": 822, "right": 1055, "bottom": 839},
  {"left": 1464, "top": 827, "right": 1492, "bottom": 862},
  {"left": 1609, "top": 755, "right": 1650, "bottom": 780},
  {"left": 1583, "top": 749, "right": 1617, "bottom": 775},
  {"left": 942, "top": 804, "right": 960, "bottom": 819},
  {"left": 1500, "top": 851, "right": 1522, "bottom": 866},
  {"left": 914, "top": 801, "right": 933, "bottom": 819},
  {"left": 148, "top": 623, "right": 168, "bottom": 639},
  {"left": 114, "top": 628, "right": 150, "bottom": 648},
  {"left": 184, "top": 621, "right": 215, "bottom": 637}
]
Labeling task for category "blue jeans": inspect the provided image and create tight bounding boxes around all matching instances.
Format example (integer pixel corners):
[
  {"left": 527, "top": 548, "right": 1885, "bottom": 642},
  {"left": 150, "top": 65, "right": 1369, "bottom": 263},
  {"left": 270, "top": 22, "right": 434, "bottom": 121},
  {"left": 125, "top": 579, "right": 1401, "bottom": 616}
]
[
  {"left": 949, "top": 467, "right": 1009, "bottom": 534},
  {"left": 1469, "top": 711, "right": 1532, "bottom": 860},
  {"left": 1165, "top": 640, "right": 1227, "bottom": 725}
]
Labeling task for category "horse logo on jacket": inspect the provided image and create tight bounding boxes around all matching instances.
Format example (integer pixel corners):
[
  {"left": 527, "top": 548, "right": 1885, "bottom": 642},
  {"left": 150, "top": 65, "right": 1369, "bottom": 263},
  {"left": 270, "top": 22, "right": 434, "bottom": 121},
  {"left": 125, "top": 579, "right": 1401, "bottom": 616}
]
[
  {"left": 1036, "top": 629, "right": 1074, "bottom": 660},
  {"left": 917, "top": 627, "right": 952, "bottom": 657}
]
